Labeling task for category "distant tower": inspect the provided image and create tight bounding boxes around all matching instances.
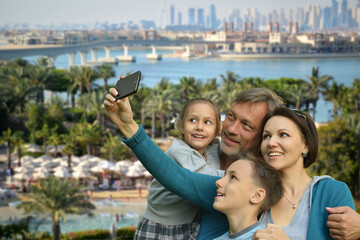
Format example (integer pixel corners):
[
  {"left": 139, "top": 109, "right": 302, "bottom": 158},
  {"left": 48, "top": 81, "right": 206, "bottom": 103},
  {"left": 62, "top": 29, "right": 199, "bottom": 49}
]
[
  {"left": 331, "top": 0, "right": 339, "bottom": 27},
  {"left": 198, "top": 8, "right": 205, "bottom": 26},
  {"left": 158, "top": 9, "right": 168, "bottom": 29},
  {"left": 170, "top": 5, "right": 175, "bottom": 25},
  {"left": 188, "top": 8, "right": 195, "bottom": 25},
  {"left": 340, "top": 0, "right": 348, "bottom": 26},
  {"left": 178, "top": 12, "right": 182, "bottom": 25},
  {"left": 210, "top": 4, "right": 217, "bottom": 29}
]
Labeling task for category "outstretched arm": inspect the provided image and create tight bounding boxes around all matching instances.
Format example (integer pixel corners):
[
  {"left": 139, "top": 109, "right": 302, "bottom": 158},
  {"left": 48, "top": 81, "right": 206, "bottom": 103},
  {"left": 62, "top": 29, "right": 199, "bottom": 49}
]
[{"left": 104, "top": 88, "right": 219, "bottom": 211}]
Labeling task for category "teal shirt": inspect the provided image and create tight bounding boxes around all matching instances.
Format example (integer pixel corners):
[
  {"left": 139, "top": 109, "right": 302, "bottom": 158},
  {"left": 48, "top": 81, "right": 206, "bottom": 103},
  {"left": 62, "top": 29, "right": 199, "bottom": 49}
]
[{"left": 124, "top": 125, "right": 355, "bottom": 240}]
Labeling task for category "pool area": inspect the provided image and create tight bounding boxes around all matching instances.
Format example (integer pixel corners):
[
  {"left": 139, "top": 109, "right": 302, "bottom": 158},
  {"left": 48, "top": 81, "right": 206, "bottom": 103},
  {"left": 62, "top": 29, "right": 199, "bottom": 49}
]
[{"left": 0, "top": 199, "right": 146, "bottom": 234}]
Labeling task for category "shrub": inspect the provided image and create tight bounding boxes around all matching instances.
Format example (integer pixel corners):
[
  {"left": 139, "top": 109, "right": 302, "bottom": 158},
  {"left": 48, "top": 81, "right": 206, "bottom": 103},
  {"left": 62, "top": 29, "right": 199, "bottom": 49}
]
[
  {"left": 62, "top": 229, "right": 109, "bottom": 240},
  {"left": 115, "top": 226, "right": 136, "bottom": 240}
]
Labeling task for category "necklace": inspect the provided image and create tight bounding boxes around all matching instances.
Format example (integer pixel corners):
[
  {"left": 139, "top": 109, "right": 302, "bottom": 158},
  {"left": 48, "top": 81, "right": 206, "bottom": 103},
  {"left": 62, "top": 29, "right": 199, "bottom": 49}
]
[{"left": 283, "top": 195, "right": 300, "bottom": 209}]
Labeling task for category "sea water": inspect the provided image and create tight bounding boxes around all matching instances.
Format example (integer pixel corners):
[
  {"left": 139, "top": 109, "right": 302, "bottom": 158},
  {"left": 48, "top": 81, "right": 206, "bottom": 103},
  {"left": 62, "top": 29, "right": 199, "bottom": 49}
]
[{"left": 24, "top": 49, "right": 360, "bottom": 122}]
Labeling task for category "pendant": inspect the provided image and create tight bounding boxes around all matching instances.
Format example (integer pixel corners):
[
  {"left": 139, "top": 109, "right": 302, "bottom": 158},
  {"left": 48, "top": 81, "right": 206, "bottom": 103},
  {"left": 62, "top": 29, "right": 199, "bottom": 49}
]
[{"left": 292, "top": 204, "right": 296, "bottom": 209}]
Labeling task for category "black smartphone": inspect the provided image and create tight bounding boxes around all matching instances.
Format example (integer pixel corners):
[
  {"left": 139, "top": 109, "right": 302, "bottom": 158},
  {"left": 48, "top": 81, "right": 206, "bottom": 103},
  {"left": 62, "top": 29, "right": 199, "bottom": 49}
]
[{"left": 115, "top": 71, "right": 141, "bottom": 100}]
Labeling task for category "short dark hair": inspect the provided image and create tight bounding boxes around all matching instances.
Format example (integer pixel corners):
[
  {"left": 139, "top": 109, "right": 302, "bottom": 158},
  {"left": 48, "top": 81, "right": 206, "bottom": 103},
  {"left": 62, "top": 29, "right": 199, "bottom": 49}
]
[
  {"left": 237, "top": 152, "right": 284, "bottom": 215},
  {"left": 258, "top": 107, "right": 318, "bottom": 168}
]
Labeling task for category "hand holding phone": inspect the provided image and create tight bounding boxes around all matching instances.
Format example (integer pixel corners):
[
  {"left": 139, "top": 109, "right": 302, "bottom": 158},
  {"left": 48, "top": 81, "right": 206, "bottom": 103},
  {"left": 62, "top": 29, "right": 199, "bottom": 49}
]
[{"left": 115, "top": 71, "right": 141, "bottom": 100}]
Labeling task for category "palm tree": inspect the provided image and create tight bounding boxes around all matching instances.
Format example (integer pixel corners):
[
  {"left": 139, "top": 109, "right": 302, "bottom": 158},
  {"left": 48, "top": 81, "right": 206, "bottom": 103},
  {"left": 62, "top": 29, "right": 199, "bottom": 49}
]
[
  {"left": 77, "top": 93, "right": 91, "bottom": 123},
  {"left": 144, "top": 88, "right": 181, "bottom": 138},
  {"left": 323, "top": 80, "right": 348, "bottom": 119},
  {"left": 75, "top": 122, "right": 102, "bottom": 155},
  {"left": 12, "top": 131, "right": 24, "bottom": 167},
  {"left": 220, "top": 71, "right": 241, "bottom": 93},
  {"left": 288, "top": 81, "right": 311, "bottom": 109},
  {"left": 353, "top": 78, "right": 360, "bottom": 114},
  {"left": 95, "top": 64, "right": 116, "bottom": 91},
  {"left": 36, "top": 124, "right": 51, "bottom": 154},
  {"left": 28, "top": 63, "right": 51, "bottom": 103},
  {"left": 48, "top": 132, "right": 63, "bottom": 157},
  {"left": 68, "top": 66, "right": 96, "bottom": 98},
  {"left": 88, "top": 91, "right": 106, "bottom": 127},
  {"left": 17, "top": 176, "right": 95, "bottom": 240},
  {"left": 0, "top": 128, "right": 14, "bottom": 169},
  {"left": 101, "top": 133, "right": 122, "bottom": 162},
  {"left": 306, "top": 67, "right": 333, "bottom": 121},
  {"left": 178, "top": 76, "right": 198, "bottom": 101}
]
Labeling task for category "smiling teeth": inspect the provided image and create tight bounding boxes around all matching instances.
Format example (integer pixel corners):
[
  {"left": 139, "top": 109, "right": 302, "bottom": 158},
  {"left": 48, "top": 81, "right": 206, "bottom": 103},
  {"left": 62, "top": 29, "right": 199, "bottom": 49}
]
[
  {"left": 217, "top": 193, "right": 224, "bottom": 196},
  {"left": 269, "top": 152, "right": 282, "bottom": 156}
]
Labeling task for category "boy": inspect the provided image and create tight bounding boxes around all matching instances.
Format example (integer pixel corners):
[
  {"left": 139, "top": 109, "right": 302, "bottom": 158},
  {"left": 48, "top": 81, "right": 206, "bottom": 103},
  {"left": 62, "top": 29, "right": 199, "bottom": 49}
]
[{"left": 213, "top": 153, "right": 283, "bottom": 239}]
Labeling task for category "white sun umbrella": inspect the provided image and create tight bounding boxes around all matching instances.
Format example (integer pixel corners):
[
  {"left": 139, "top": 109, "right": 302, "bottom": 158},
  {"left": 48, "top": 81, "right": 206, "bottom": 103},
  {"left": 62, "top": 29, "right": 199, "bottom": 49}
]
[
  {"left": 33, "top": 168, "right": 50, "bottom": 179},
  {"left": 20, "top": 155, "right": 35, "bottom": 163},
  {"left": 14, "top": 165, "right": 34, "bottom": 173},
  {"left": 53, "top": 165, "right": 70, "bottom": 172},
  {"left": 72, "top": 164, "right": 90, "bottom": 172},
  {"left": 90, "top": 165, "right": 104, "bottom": 173},
  {"left": 35, "top": 165, "right": 51, "bottom": 172},
  {"left": 116, "top": 160, "right": 134, "bottom": 168},
  {"left": 80, "top": 154, "right": 98, "bottom": 161},
  {"left": 35, "top": 155, "right": 53, "bottom": 163},
  {"left": 50, "top": 157, "right": 63, "bottom": 168},
  {"left": 13, "top": 171, "right": 33, "bottom": 180},
  {"left": 125, "top": 165, "right": 145, "bottom": 177},
  {"left": 132, "top": 161, "right": 146, "bottom": 171},
  {"left": 110, "top": 164, "right": 128, "bottom": 175},
  {"left": 99, "top": 160, "right": 115, "bottom": 170},
  {"left": 143, "top": 169, "right": 152, "bottom": 177},
  {"left": 72, "top": 169, "right": 91, "bottom": 179},
  {"left": 53, "top": 168, "right": 71, "bottom": 178}
]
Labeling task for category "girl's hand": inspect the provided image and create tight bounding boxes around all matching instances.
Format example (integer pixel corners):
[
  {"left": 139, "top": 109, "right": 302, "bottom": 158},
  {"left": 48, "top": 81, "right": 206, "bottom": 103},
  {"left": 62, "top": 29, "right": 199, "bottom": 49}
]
[{"left": 104, "top": 88, "right": 139, "bottom": 138}]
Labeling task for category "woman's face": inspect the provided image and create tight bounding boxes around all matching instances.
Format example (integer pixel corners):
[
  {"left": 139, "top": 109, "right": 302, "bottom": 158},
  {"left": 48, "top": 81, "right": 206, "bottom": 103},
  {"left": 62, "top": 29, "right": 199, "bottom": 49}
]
[{"left": 260, "top": 116, "right": 308, "bottom": 172}]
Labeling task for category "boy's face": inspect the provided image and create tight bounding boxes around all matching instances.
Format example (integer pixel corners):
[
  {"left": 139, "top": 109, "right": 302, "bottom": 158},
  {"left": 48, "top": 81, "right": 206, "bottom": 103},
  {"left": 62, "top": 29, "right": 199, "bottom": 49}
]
[
  {"left": 180, "top": 102, "right": 218, "bottom": 156},
  {"left": 213, "top": 160, "right": 258, "bottom": 215}
]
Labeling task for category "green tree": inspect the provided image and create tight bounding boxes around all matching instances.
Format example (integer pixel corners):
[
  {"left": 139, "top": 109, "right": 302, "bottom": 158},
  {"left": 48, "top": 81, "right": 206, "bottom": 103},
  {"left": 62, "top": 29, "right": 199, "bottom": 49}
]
[
  {"left": 220, "top": 71, "right": 241, "bottom": 93},
  {"left": 28, "top": 63, "right": 52, "bottom": 103},
  {"left": 101, "top": 133, "right": 122, "bottom": 162},
  {"left": 36, "top": 124, "right": 51, "bottom": 154},
  {"left": 88, "top": 91, "right": 106, "bottom": 127},
  {"left": 178, "top": 76, "right": 198, "bottom": 101},
  {"left": 95, "top": 64, "right": 115, "bottom": 91},
  {"left": 308, "top": 119, "right": 358, "bottom": 193},
  {"left": 26, "top": 103, "right": 45, "bottom": 143},
  {"left": 323, "top": 81, "right": 350, "bottom": 119},
  {"left": 12, "top": 131, "right": 24, "bottom": 167},
  {"left": 0, "top": 128, "right": 15, "bottom": 169},
  {"left": 352, "top": 78, "right": 360, "bottom": 114},
  {"left": 306, "top": 67, "right": 333, "bottom": 121},
  {"left": 17, "top": 176, "right": 95, "bottom": 240},
  {"left": 75, "top": 122, "right": 102, "bottom": 155}
]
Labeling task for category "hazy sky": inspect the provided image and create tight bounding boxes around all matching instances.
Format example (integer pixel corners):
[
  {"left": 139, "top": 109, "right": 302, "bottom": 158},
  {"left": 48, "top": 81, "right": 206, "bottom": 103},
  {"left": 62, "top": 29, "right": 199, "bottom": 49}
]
[{"left": 0, "top": 0, "right": 357, "bottom": 26}]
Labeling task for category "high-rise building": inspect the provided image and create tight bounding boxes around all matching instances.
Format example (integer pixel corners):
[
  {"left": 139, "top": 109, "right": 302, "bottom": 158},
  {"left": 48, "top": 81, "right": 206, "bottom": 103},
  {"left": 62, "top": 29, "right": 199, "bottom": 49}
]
[
  {"left": 331, "top": 0, "right": 339, "bottom": 27},
  {"left": 188, "top": 8, "right": 195, "bottom": 25},
  {"left": 158, "top": 9, "right": 168, "bottom": 29},
  {"left": 178, "top": 12, "right": 182, "bottom": 25},
  {"left": 321, "top": 7, "right": 332, "bottom": 28},
  {"left": 198, "top": 8, "right": 205, "bottom": 26},
  {"left": 209, "top": 4, "right": 217, "bottom": 29},
  {"left": 340, "top": 0, "right": 348, "bottom": 26},
  {"left": 279, "top": 8, "right": 286, "bottom": 27},
  {"left": 296, "top": 7, "right": 305, "bottom": 27},
  {"left": 170, "top": 5, "right": 175, "bottom": 25},
  {"left": 228, "top": 8, "right": 241, "bottom": 30}
]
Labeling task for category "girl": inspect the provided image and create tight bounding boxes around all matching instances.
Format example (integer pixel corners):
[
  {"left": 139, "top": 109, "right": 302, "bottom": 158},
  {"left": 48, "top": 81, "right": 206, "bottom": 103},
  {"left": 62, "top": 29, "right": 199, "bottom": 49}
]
[{"left": 134, "top": 97, "right": 224, "bottom": 240}]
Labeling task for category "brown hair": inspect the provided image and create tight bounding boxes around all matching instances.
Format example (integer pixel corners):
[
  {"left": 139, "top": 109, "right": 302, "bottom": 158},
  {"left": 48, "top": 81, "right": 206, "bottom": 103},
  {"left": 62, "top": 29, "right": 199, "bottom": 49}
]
[
  {"left": 237, "top": 152, "right": 284, "bottom": 215},
  {"left": 177, "top": 98, "right": 221, "bottom": 139},
  {"left": 258, "top": 107, "right": 318, "bottom": 168},
  {"left": 233, "top": 88, "right": 283, "bottom": 111}
]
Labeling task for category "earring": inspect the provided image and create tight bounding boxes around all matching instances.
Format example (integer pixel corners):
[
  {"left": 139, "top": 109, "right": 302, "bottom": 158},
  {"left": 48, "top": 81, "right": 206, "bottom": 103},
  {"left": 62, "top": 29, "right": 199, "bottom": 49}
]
[{"left": 302, "top": 152, "right": 308, "bottom": 158}]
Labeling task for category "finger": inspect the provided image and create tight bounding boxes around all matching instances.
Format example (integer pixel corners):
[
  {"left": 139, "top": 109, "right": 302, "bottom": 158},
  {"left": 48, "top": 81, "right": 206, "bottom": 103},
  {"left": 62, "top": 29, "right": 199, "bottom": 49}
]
[
  {"left": 109, "top": 87, "right": 118, "bottom": 96},
  {"left": 326, "top": 206, "right": 347, "bottom": 214},
  {"left": 327, "top": 213, "right": 344, "bottom": 222},
  {"left": 105, "top": 94, "right": 117, "bottom": 103},
  {"left": 103, "top": 99, "right": 114, "bottom": 107},
  {"left": 329, "top": 232, "right": 345, "bottom": 240},
  {"left": 327, "top": 220, "right": 342, "bottom": 229}
]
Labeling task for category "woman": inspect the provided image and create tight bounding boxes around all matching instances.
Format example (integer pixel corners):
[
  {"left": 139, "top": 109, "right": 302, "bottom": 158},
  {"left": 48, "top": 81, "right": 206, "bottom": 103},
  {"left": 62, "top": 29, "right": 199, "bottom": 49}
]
[{"left": 104, "top": 92, "right": 355, "bottom": 239}]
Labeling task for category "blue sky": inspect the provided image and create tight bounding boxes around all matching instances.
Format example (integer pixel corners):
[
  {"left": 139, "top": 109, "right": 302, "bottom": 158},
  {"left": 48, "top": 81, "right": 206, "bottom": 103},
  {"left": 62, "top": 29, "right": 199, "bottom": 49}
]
[{"left": 0, "top": 0, "right": 357, "bottom": 25}]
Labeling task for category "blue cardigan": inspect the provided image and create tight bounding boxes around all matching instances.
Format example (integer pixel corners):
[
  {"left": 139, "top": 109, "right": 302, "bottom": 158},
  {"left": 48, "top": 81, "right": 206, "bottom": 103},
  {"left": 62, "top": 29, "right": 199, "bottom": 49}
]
[{"left": 124, "top": 125, "right": 355, "bottom": 240}]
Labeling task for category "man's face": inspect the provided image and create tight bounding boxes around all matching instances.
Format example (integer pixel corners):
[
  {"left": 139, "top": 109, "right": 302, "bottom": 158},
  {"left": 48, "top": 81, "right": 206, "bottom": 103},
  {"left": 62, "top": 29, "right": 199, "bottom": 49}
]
[{"left": 220, "top": 101, "right": 269, "bottom": 156}]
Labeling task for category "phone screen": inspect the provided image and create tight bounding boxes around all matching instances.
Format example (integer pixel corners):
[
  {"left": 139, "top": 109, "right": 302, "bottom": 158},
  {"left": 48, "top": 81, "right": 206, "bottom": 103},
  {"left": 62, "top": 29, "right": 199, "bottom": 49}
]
[{"left": 115, "top": 71, "right": 141, "bottom": 100}]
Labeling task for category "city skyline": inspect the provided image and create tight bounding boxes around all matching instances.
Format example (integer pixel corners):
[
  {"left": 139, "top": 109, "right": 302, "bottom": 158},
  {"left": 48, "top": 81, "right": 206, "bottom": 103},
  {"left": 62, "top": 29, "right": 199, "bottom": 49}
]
[{"left": 0, "top": 0, "right": 358, "bottom": 26}]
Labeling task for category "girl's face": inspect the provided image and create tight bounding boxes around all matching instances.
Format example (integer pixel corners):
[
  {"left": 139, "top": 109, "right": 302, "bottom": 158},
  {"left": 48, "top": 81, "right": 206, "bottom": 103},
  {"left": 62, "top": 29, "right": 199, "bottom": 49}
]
[
  {"left": 260, "top": 116, "right": 308, "bottom": 172},
  {"left": 180, "top": 102, "right": 218, "bottom": 155},
  {"left": 213, "top": 160, "right": 258, "bottom": 215}
]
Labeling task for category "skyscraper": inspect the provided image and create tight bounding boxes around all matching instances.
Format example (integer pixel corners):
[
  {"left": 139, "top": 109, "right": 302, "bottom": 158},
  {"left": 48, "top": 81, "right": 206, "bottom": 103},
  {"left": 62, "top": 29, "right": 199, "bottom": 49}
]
[
  {"left": 178, "top": 12, "right": 182, "bottom": 25},
  {"left": 198, "top": 8, "right": 205, "bottom": 26},
  {"left": 209, "top": 4, "right": 217, "bottom": 29},
  {"left": 340, "top": 0, "right": 348, "bottom": 26},
  {"left": 321, "top": 7, "right": 332, "bottom": 28},
  {"left": 170, "top": 5, "right": 175, "bottom": 25},
  {"left": 331, "top": 0, "right": 339, "bottom": 27},
  {"left": 188, "top": 8, "right": 195, "bottom": 25}
]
